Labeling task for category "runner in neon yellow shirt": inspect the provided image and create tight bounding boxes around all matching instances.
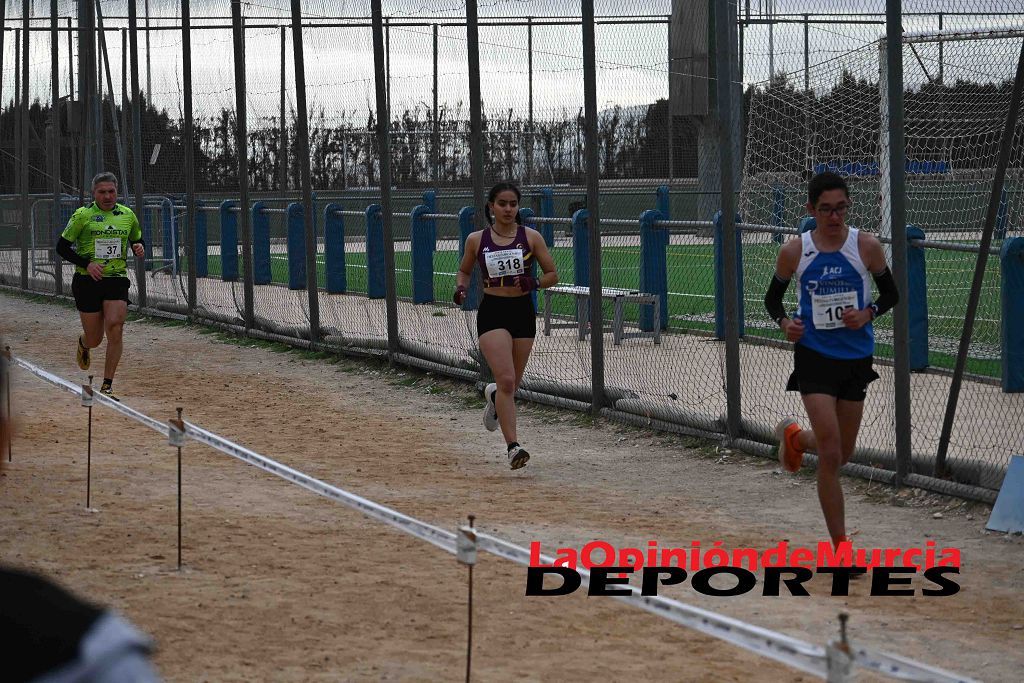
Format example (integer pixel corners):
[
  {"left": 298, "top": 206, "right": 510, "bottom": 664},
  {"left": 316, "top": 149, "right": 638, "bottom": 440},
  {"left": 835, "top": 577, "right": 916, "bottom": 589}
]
[{"left": 56, "top": 172, "right": 146, "bottom": 400}]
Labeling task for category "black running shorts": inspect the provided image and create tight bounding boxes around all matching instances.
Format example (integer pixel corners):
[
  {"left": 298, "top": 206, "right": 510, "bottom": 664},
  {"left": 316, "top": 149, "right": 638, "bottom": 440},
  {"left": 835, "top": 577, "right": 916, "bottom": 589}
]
[
  {"left": 71, "top": 273, "right": 131, "bottom": 313},
  {"left": 477, "top": 293, "right": 536, "bottom": 339},
  {"left": 786, "top": 343, "right": 879, "bottom": 402}
]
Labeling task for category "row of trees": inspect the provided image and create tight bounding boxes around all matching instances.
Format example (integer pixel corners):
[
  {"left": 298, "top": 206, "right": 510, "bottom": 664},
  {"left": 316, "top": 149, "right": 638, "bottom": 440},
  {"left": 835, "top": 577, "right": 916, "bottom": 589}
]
[
  {"left": 744, "top": 71, "right": 1021, "bottom": 176},
  {"left": 1, "top": 72, "right": 1017, "bottom": 196}
]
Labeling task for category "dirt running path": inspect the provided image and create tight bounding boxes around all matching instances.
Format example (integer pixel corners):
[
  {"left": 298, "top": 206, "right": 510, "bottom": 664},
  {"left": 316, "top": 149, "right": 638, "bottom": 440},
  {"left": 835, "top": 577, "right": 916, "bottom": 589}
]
[{"left": 1, "top": 292, "right": 1021, "bottom": 682}]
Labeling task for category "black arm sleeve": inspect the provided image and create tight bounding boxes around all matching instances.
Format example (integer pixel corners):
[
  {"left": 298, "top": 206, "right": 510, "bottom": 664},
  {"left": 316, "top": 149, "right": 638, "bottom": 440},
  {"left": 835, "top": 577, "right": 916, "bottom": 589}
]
[
  {"left": 130, "top": 237, "right": 145, "bottom": 246},
  {"left": 764, "top": 275, "right": 791, "bottom": 324},
  {"left": 56, "top": 237, "right": 91, "bottom": 270},
  {"left": 871, "top": 267, "right": 899, "bottom": 317}
]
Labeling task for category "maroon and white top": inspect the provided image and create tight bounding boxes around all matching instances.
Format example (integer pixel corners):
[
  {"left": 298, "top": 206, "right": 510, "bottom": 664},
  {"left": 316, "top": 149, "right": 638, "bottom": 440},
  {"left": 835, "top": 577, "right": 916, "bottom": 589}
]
[{"left": 476, "top": 224, "right": 534, "bottom": 288}]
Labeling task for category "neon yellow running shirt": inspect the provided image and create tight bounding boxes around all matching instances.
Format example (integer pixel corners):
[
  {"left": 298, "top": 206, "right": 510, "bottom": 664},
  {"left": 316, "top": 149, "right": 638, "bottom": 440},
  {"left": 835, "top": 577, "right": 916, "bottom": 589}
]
[{"left": 60, "top": 203, "right": 142, "bottom": 277}]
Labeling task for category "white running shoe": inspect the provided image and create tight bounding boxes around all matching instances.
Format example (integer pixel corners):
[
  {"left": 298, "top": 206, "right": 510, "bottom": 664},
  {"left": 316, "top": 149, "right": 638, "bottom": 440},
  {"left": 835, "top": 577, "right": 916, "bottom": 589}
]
[
  {"left": 483, "top": 383, "right": 499, "bottom": 432},
  {"left": 507, "top": 443, "right": 530, "bottom": 470}
]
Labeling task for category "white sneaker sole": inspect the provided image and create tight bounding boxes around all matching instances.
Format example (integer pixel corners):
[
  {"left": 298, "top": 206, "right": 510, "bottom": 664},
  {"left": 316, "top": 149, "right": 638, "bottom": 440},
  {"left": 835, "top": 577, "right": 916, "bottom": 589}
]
[
  {"left": 483, "top": 383, "right": 499, "bottom": 432},
  {"left": 775, "top": 417, "right": 799, "bottom": 472}
]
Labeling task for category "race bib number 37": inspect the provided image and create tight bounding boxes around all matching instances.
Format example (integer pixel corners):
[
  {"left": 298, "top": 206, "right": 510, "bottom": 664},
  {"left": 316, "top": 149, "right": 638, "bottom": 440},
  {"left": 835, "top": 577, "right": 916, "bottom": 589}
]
[
  {"left": 485, "top": 248, "right": 525, "bottom": 279},
  {"left": 812, "top": 290, "right": 858, "bottom": 330},
  {"left": 94, "top": 237, "right": 123, "bottom": 260}
]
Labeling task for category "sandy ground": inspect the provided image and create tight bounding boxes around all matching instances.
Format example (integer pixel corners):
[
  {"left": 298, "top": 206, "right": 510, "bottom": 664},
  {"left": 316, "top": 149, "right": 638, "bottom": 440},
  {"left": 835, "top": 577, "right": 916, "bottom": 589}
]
[{"left": 1, "top": 291, "right": 1022, "bottom": 682}]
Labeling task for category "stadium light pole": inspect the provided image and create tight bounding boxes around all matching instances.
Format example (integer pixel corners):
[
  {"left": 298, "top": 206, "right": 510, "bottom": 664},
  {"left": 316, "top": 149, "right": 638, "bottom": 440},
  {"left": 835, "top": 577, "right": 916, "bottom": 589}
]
[
  {"left": 182, "top": 0, "right": 197, "bottom": 315},
  {"left": 371, "top": 1, "right": 400, "bottom": 357},
  {"left": 884, "top": 0, "right": 912, "bottom": 484},
  {"left": 582, "top": 0, "right": 606, "bottom": 413},
  {"left": 290, "top": 0, "right": 322, "bottom": 344}
]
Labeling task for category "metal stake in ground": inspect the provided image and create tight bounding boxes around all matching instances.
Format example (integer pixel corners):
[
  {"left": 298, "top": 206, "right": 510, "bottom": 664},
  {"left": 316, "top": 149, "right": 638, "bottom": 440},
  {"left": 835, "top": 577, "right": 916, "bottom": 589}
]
[
  {"left": 457, "top": 514, "right": 477, "bottom": 683},
  {"left": 168, "top": 407, "right": 186, "bottom": 569},
  {"left": 3, "top": 346, "right": 11, "bottom": 462},
  {"left": 826, "top": 611, "right": 853, "bottom": 682},
  {"left": 82, "top": 376, "right": 94, "bottom": 509}
]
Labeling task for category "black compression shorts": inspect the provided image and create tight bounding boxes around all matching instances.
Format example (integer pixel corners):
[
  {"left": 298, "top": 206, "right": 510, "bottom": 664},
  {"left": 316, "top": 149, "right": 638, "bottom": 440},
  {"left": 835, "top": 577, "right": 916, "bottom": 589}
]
[{"left": 477, "top": 293, "right": 536, "bottom": 339}]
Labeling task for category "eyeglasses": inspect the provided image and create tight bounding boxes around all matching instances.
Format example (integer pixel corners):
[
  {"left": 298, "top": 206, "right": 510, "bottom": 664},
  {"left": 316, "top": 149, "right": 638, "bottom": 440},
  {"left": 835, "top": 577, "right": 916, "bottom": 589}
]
[{"left": 815, "top": 203, "right": 850, "bottom": 217}]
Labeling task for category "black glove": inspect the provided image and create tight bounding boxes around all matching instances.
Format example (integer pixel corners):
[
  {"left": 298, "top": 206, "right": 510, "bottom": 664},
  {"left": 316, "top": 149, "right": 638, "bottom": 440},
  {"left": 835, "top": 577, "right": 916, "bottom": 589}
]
[{"left": 453, "top": 285, "right": 468, "bottom": 305}]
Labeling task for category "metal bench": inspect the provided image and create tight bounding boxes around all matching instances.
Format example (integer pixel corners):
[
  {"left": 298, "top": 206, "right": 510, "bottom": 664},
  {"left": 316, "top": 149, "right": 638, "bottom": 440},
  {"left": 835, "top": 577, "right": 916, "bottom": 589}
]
[{"left": 542, "top": 285, "right": 661, "bottom": 345}]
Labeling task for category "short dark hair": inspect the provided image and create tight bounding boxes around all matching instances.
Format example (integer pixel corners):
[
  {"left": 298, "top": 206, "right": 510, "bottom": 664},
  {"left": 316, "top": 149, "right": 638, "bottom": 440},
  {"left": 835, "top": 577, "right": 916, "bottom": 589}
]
[{"left": 808, "top": 172, "right": 849, "bottom": 206}]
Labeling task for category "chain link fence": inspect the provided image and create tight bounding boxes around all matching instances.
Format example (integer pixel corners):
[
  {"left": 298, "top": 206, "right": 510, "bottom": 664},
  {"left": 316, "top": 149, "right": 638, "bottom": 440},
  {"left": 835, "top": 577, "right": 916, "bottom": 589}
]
[{"left": 2, "top": 0, "right": 1023, "bottom": 503}]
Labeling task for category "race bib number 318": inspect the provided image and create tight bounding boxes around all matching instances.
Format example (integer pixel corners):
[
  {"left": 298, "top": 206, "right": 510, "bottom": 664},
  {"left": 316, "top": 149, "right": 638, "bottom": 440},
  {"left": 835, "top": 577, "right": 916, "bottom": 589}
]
[
  {"left": 485, "top": 248, "right": 525, "bottom": 279},
  {"left": 812, "top": 290, "right": 858, "bottom": 330}
]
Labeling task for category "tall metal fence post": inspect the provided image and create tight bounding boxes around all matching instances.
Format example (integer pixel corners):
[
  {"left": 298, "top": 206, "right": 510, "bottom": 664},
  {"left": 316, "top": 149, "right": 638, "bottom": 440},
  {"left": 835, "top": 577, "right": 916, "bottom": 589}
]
[
  {"left": 51, "top": 1, "right": 64, "bottom": 296},
  {"left": 371, "top": 1, "right": 400, "bottom": 357},
  {"left": 20, "top": 0, "right": 30, "bottom": 290},
  {"left": 714, "top": 0, "right": 742, "bottom": 440},
  {"left": 290, "top": 0, "right": 321, "bottom": 343},
  {"left": 128, "top": 0, "right": 147, "bottom": 308},
  {"left": 279, "top": 26, "right": 288, "bottom": 195},
  {"left": 432, "top": 24, "right": 440, "bottom": 184},
  {"left": 882, "top": 1, "right": 913, "bottom": 484},
  {"left": 466, "top": 0, "right": 485, "bottom": 227},
  {"left": 182, "top": 0, "right": 197, "bottom": 315},
  {"left": 582, "top": 0, "right": 606, "bottom": 413},
  {"left": 231, "top": 0, "right": 254, "bottom": 329}
]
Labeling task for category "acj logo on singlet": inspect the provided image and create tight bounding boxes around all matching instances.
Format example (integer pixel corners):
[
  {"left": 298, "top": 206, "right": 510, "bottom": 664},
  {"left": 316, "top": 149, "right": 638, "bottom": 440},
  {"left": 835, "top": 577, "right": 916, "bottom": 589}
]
[{"left": 806, "top": 271, "right": 855, "bottom": 296}]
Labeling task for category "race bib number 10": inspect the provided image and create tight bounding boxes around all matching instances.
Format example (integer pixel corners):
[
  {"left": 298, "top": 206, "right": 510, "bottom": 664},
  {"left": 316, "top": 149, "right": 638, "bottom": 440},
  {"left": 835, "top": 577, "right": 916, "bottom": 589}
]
[
  {"left": 94, "top": 237, "right": 123, "bottom": 260},
  {"left": 812, "top": 290, "right": 858, "bottom": 330},
  {"left": 485, "top": 248, "right": 525, "bottom": 279}
]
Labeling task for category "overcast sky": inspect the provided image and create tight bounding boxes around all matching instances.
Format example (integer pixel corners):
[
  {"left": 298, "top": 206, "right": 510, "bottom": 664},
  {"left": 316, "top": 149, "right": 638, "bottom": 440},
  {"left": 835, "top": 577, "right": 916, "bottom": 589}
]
[{"left": 3, "top": 1, "right": 1021, "bottom": 123}]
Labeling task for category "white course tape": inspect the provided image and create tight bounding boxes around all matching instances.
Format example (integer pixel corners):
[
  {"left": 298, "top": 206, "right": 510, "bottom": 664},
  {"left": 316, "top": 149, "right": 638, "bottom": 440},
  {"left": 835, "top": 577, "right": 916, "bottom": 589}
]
[
  {"left": 851, "top": 648, "right": 978, "bottom": 683},
  {"left": 14, "top": 357, "right": 169, "bottom": 437},
  {"left": 12, "top": 355, "right": 977, "bottom": 683},
  {"left": 14, "top": 357, "right": 82, "bottom": 394}
]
